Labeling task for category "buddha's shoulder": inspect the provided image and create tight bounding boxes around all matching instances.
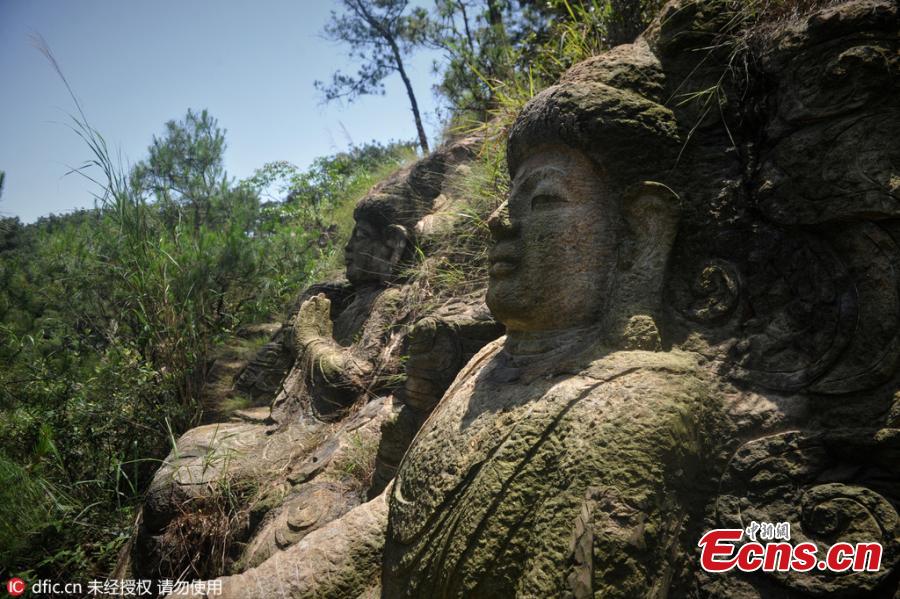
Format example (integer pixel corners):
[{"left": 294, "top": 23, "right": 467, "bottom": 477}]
[
  {"left": 456, "top": 335, "right": 508, "bottom": 377},
  {"left": 584, "top": 347, "right": 705, "bottom": 379},
  {"left": 572, "top": 348, "right": 716, "bottom": 405},
  {"left": 459, "top": 342, "right": 709, "bottom": 387}
]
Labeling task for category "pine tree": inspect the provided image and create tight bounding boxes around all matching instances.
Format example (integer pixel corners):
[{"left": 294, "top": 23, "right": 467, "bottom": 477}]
[{"left": 317, "top": 0, "right": 430, "bottom": 153}]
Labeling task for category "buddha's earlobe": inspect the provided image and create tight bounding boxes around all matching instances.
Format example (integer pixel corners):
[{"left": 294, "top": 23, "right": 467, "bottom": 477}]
[{"left": 607, "top": 181, "right": 681, "bottom": 350}]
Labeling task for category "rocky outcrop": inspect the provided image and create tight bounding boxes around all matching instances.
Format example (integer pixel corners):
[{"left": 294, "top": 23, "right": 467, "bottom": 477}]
[{"left": 145, "top": 1, "right": 900, "bottom": 596}]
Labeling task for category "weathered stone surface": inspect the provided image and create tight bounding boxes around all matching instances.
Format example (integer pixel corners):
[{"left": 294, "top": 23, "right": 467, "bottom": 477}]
[
  {"left": 710, "top": 429, "right": 900, "bottom": 597},
  {"left": 132, "top": 420, "right": 316, "bottom": 578},
  {"left": 233, "top": 328, "right": 292, "bottom": 402},
  {"left": 172, "top": 487, "right": 393, "bottom": 599},
  {"left": 237, "top": 397, "right": 398, "bottom": 570},
  {"left": 131, "top": 135, "right": 502, "bottom": 580},
  {"left": 755, "top": 0, "right": 899, "bottom": 225},
  {"left": 153, "top": 1, "right": 900, "bottom": 596},
  {"left": 384, "top": 343, "right": 720, "bottom": 598}
]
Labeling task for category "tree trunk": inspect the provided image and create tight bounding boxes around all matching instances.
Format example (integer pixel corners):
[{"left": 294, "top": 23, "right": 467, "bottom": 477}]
[
  {"left": 457, "top": 1, "right": 475, "bottom": 53},
  {"left": 353, "top": 0, "right": 430, "bottom": 154},
  {"left": 391, "top": 45, "right": 430, "bottom": 154}
]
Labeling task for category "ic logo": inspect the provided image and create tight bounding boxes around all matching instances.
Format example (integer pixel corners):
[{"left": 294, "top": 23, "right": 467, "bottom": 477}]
[{"left": 6, "top": 578, "right": 26, "bottom": 597}]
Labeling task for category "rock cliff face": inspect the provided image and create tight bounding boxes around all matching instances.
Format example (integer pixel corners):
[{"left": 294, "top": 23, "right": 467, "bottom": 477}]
[{"left": 130, "top": 1, "right": 900, "bottom": 597}]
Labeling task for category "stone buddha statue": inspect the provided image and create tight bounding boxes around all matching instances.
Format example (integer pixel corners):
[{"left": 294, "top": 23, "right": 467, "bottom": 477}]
[
  {"left": 279, "top": 135, "right": 497, "bottom": 425},
  {"left": 381, "top": 76, "right": 711, "bottom": 599},
  {"left": 165, "top": 1, "right": 900, "bottom": 596},
  {"left": 230, "top": 171, "right": 434, "bottom": 408},
  {"left": 130, "top": 139, "right": 502, "bottom": 580}
]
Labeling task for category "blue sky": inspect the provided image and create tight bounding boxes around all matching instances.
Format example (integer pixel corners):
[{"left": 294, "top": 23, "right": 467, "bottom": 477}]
[{"left": 0, "top": 0, "right": 444, "bottom": 223}]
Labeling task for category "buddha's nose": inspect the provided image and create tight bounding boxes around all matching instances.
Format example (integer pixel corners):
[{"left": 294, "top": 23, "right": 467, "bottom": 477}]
[{"left": 487, "top": 200, "right": 516, "bottom": 241}]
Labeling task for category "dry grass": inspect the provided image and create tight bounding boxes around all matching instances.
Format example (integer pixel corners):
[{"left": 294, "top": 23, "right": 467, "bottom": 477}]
[
  {"left": 660, "top": 0, "right": 851, "bottom": 162},
  {"left": 745, "top": 0, "right": 845, "bottom": 22},
  {"left": 153, "top": 420, "right": 312, "bottom": 580},
  {"left": 158, "top": 474, "right": 256, "bottom": 579},
  {"left": 330, "top": 431, "right": 380, "bottom": 494},
  {"left": 398, "top": 131, "right": 508, "bottom": 324},
  {"left": 731, "top": 0, "right": 848, "bottom": 54}
]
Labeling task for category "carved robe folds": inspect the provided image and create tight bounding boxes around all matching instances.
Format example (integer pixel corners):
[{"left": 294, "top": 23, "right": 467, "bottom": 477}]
[{"left": 385, "top": 340, "right": 721, "bottom": 598}]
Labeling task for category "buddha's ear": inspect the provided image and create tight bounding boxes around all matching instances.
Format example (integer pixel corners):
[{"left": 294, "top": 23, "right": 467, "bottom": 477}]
[
  {"left": 620, "top": 181, "right": 680, "bottom": 273},
  {"left": 609, "top": 182, "right": 680, "bottom": 350},
  {"left": 622, "top": 181, "right": 681, "bottom": 250},
  {"left": 385, "top": 224, "right": 410, "bottom": 265}
]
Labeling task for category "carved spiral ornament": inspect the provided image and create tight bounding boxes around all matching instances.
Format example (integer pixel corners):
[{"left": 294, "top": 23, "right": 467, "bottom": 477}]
[
  {"left": 716, "top": 430, "right": 900, "bottom": 596},
  {"left": 671, "top": 258, "right": 740, "bottom": 324},
  {"left": 672, "top": 222, "right": 900, "bottom": 394}
]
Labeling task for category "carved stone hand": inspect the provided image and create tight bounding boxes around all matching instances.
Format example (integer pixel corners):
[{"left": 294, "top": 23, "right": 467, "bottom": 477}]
[{"left": 293, "top": 293, "right": 334, "bottom": 349}]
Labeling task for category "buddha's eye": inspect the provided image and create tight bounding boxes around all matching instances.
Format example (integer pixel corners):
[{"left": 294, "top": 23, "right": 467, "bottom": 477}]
[{"left": 531, "top": 193, "right": 567, "bottom": 210}]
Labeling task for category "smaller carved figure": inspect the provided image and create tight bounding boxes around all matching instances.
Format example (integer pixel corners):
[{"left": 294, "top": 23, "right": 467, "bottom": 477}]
[{"left": 129, "top": 139, "right": 503, "bottom": 579}]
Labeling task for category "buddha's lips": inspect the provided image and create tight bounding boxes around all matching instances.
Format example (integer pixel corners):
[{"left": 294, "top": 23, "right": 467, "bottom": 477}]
[{"left": 488, "top": 244, "right": 521, "bottom": 277}]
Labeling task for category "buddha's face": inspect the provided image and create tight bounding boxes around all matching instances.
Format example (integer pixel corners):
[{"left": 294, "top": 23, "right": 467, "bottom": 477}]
[
  {"left": 486, "top": 145, "right": 620, "bottom": 331},
  {"left": 344, "top": 219, "right": 407, "bottom": 286}
]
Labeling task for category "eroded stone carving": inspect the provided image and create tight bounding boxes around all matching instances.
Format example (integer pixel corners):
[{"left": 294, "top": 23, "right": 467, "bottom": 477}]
[
  {"left": 381, "top": 62, "right": 699, "bottom": 599},
  {"left": 129, "top": 138, "right": 503, "bottom": 580},
  {"left": 666, "top": 0, "right": 900, "bottom": 397},
  {"left": 713, "top": 429, "right": 900, "bottom": 597},
  {"left": 157, "top": 1, "right": 900, "bottom": 596}
]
